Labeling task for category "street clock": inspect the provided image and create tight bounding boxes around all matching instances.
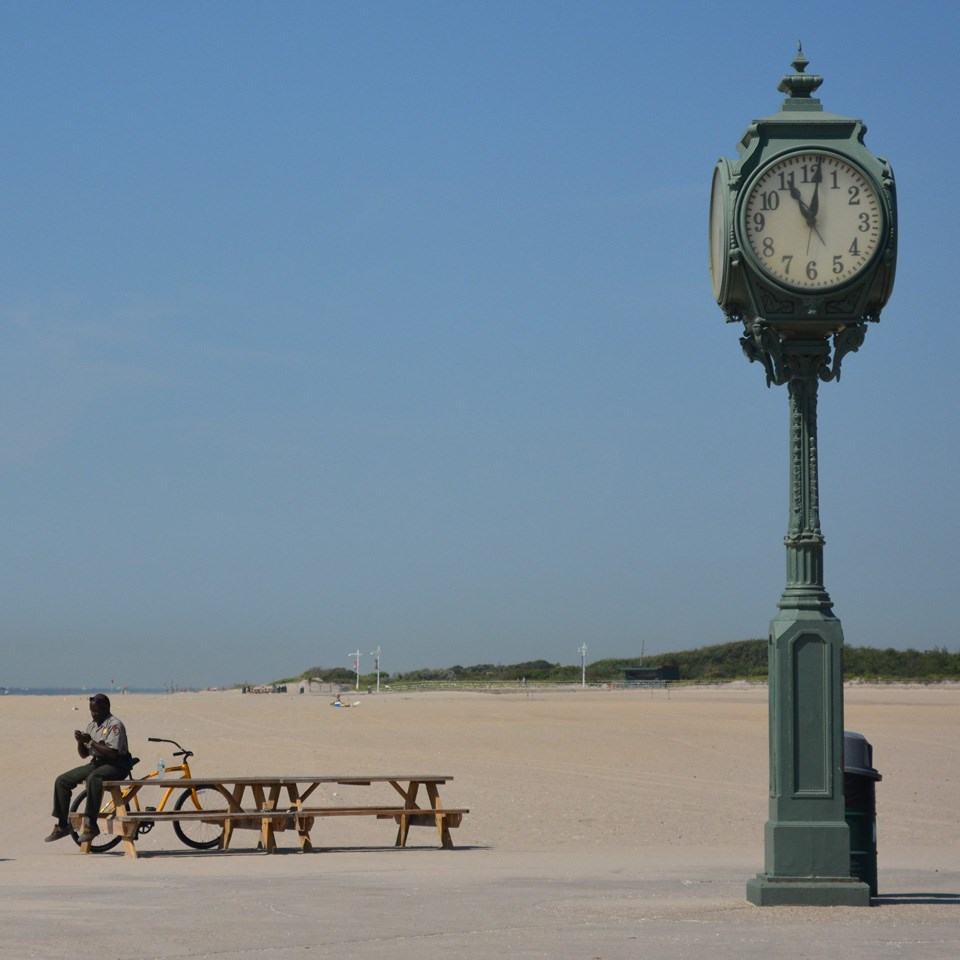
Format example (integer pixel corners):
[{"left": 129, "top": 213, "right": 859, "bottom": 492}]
[{"left": 711, "top": 48, "right": 899, "bottom": 907}]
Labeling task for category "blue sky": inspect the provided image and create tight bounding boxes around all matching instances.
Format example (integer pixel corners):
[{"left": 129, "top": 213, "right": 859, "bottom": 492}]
[{"left": 1, "top": 1, "right": 956, "bottom": 688}]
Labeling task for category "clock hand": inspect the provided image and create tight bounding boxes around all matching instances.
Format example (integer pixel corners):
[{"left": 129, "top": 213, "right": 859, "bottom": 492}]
[
  {"left": 788, "top": 183, "right": 812, "bottom": 222},
  {"left": 791, "top": 178, "right": 826, "bottom": 251},
  {"left": 809, "top": 166, "right": 821, "bottom": 219},
  {"left": 807, "top": 167, "right": 826, "bottom": 246},
  {"left": 805, "top": 217, "right": 827, "bottom": 253}
]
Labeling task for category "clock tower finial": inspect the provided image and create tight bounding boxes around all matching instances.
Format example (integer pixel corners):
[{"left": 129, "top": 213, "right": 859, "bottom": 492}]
[
  {"left": 777, "top": 42, "right": 824, "bottom": 107},
  {"left": 791, "top": 41, "right": 809, "bottom": 74}
]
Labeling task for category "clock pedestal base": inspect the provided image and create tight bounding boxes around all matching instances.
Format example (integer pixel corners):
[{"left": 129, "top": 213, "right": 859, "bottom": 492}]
[
  {"left": 747, "top": 873, "right": 871, "bottom": 907},
  {"left": 748, "top": 611, "right": 868, "bottom": 906}
]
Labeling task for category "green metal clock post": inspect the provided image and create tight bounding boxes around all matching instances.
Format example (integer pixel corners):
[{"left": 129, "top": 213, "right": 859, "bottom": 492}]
[{"left": 710, "top": 49, "right": 897, "bottom": 906}]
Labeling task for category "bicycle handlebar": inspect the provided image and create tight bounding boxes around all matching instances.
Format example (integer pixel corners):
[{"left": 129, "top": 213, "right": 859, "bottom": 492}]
[{"left": 146, "top": 736, "right": 194, "bottom": 759}]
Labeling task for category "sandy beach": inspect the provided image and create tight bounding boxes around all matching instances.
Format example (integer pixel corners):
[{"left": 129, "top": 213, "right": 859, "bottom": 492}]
[{"left": 2, "top": 684, "right": 958, "bottom": 959}]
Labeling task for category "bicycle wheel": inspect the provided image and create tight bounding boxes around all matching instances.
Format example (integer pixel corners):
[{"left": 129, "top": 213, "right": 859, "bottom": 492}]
[
  {"left": 69, "top": 790, "right": 123, "bottom": 853},
  {"left": 172, "top": 786, "right": 228, "bottom": 850}
]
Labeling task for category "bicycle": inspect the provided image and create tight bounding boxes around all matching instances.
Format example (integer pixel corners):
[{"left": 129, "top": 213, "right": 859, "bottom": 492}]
[{"left": 69, "top": 737, "right": 229, "bottom": 853}]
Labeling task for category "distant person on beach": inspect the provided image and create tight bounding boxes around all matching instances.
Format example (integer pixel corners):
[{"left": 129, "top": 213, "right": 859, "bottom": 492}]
[{"left": 45, "top": 693, "right": 132, "bottom": 843}]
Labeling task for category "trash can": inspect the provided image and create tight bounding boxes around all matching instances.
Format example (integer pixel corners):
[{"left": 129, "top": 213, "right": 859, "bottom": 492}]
[{"left": 843, "top": 731, "right": 882, "bottom": 897}]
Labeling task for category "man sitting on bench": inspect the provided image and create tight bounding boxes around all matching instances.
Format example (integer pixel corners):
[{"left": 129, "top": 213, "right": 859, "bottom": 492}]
[{"left": 45, "top": 693, "right": 132, "bottom": 844}]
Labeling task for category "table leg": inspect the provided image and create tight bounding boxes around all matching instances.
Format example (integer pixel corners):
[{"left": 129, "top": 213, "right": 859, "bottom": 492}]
[
  {"left": 221, "top": 816, "right": 234, "bottom": 851},
  {"left": 215, "top": 783, "right": 244, "bottom": 851},
  {"left": 285, "top": 786, "right": 313, "bottom": 852},
  {"left": 394, "top": 780, "right": 421, "bottom": 848},
  {"left": 107, "top": 784, "right": 140, "bottom": 859},
  {"left": 426, "top": 782, "right": 453, "bottom": 849},
  {"left": 293, "top": 806, "right": 314, "bottom": 852},
  {"left": 259, "top": 799, "right": 277, "bottom": 853}
]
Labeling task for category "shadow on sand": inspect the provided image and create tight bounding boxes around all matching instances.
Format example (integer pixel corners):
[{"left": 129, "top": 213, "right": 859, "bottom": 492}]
[{"left": 872, "top": 892, "right": 960, "bottom": 906}]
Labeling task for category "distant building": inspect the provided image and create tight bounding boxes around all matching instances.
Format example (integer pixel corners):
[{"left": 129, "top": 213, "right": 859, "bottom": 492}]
[{"left": 622, "top": 664, "right": 679, "bottom": 685}]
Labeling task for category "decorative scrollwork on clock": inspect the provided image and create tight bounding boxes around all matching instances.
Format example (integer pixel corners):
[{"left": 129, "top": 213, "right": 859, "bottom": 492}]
[
  {"left": 825, "top": 286, "right": 864, "bottom": 316},
  {"left": 756, "top": 287, "right": 795, "bottom": 316},
  {"left": 740, "top": 321, "right": 868, "bottom": 387}
]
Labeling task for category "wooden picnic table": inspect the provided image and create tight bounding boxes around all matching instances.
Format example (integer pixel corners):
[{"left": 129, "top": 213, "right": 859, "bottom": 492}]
[{"left": 86, "top": 775, "right": 466, "bottom": 858}]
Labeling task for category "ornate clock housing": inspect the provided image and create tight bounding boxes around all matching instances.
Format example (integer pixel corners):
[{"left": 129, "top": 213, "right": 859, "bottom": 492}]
[{"left": 710, "top": 48, "right": 896, "bottom": 334}]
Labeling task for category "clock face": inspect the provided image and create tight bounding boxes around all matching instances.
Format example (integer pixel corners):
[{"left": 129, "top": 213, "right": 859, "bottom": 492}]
[
  {"left": 709, "top": 164, "right": 728, "bottom": 302},
  {"left": 741, "top": 152, "right": 884, "bottom": 291}
]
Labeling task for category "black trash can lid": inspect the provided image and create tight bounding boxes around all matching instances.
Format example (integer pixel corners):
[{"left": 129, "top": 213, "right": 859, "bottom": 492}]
[{"left": 844, "top": 730, "right": 882, "bottom": 780}]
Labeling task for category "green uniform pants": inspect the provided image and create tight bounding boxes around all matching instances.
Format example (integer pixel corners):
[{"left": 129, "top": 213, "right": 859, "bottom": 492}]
[{"left": 53, "top": 760, "right": 129, "bottom": 826}]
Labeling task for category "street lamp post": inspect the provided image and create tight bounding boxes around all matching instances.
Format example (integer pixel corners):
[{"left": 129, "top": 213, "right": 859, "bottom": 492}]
[
  {"left": 578, "top": 644, "right": 587, "bottom": 688},
  {"left": 710, "top": 48, "right": 897, "bottom": 907},
  {"left": 371, "top": 646, "right": 381, "bottom": 693}
]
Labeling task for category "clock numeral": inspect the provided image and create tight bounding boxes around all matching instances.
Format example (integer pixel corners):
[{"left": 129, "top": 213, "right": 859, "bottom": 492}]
[
  {"left": 849, "top": 238, "right": 860, "bottom": 257},
  {"left": 800, "top": 162, "right": 821, "bottom": 184},
  {"left": 781, "top": 255, "right": 793, "bottom": 275},
  {"left": 848, "top": 185, "right": 861, "bottom": 205},
  {"left": 762, "top": 238, "right": 775, "bottom": 258},
  {"left": 806, "top": 260, "right": 818, "bottom": 281},
  {"left": 832, "top": 255, "right": 844, "bottom": 275},
  {"left": 777, "top": 172, "right": 795, "bottom": 191},
  {"left": 752, "top": 212, "right": 765, "bottom": 231},
  {"left": 858, "top": 213, "right": 871, "bottom": 232},
  {"left": 759, "top": 191, "right": 780, "bottom": 211}
]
